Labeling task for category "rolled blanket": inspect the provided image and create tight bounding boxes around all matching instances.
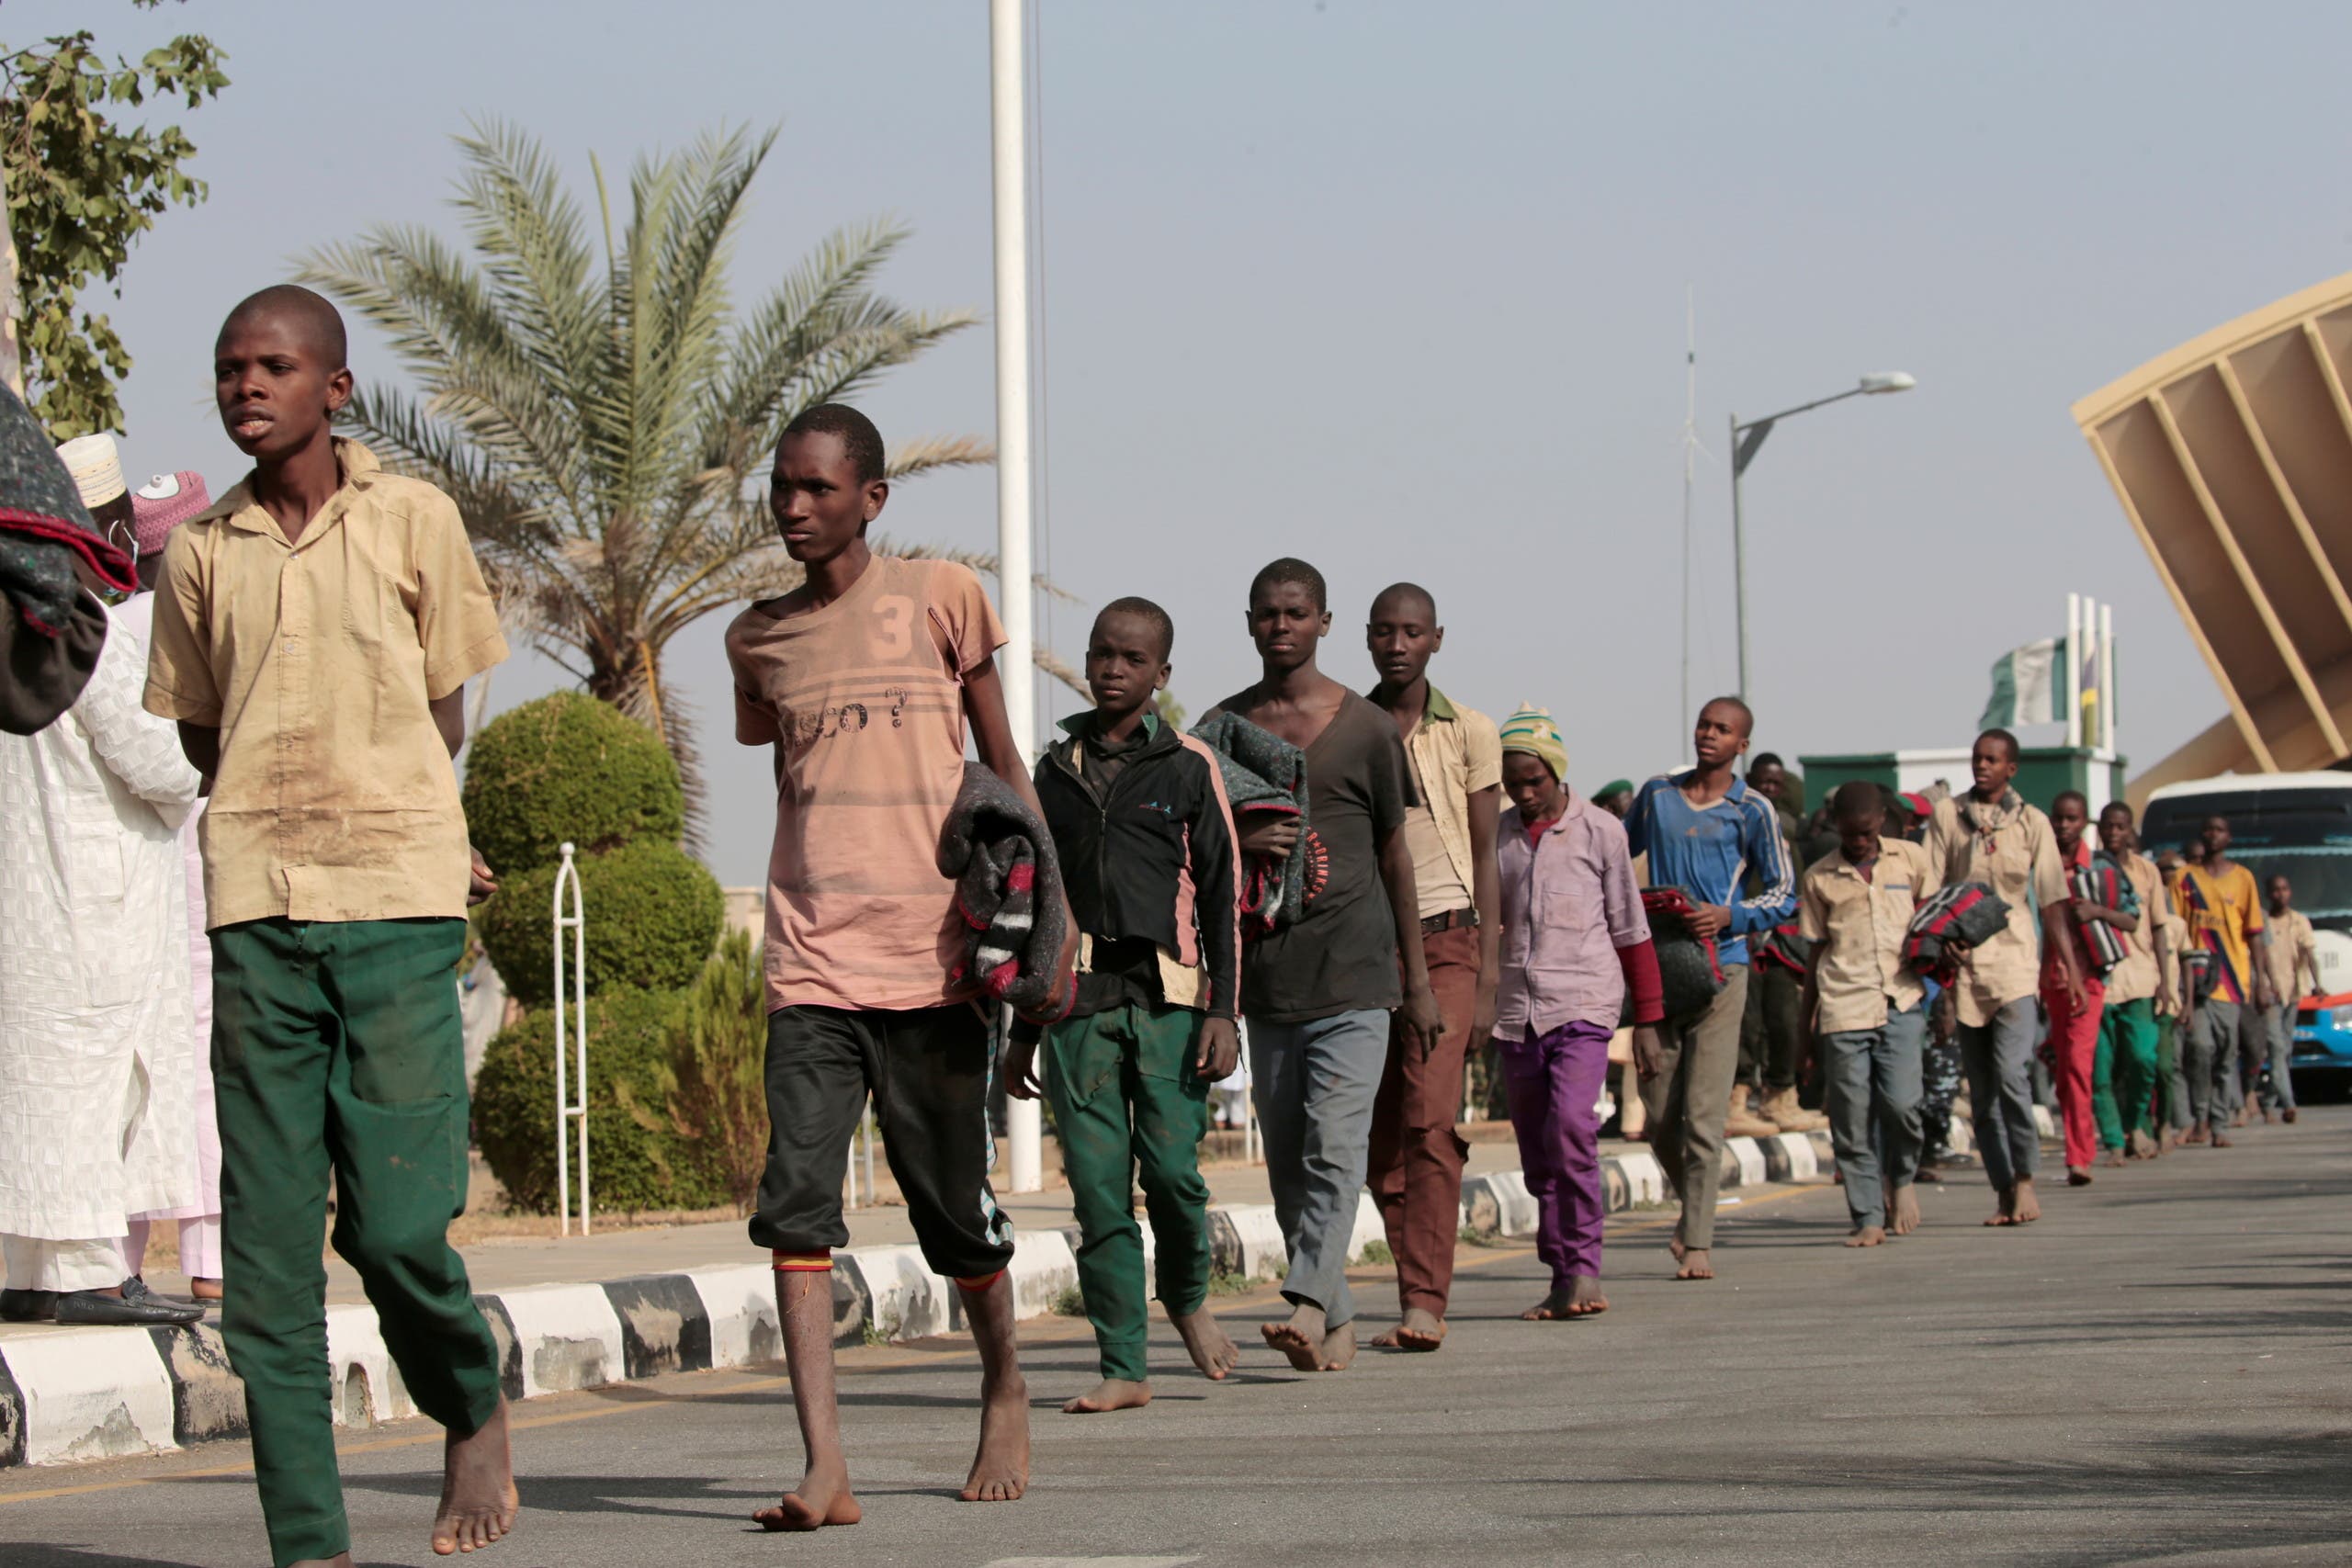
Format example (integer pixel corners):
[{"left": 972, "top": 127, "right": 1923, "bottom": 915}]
[
  {"left": 1640, "top": 886, "right": 1726, "bottom": 1020},
  {"left": 1188, "top": 711, "right": 1313, "bottom": 938},
  {"left": 938, "top": 761, "right": 1072, "bottom": 1021},
  {"left": 1902, "top": 881, "right": 2011, "bottom": 984}
]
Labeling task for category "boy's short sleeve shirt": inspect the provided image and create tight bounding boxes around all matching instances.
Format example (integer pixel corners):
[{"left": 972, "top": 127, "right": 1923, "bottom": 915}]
[
  {"left": 1236, "top": 689, "right": 1416, "bottom": 1022},
  {"left": 140, "top": 441, "right": 507, "bottom": 926},
  {"left": 726, "top": 555, "right": 1006, "bottom": 1012},
  {"left": 2173, "top": 862, "right": 2266, "bottom": 1005},
  {"left": 1800, "top": 837, "right": 1936, "bottom": 1033}
]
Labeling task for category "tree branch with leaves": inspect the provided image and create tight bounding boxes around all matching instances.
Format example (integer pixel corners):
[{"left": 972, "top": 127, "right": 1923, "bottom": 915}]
[{"left": 2, "top": 0, "right": 228, "bottom": 438}]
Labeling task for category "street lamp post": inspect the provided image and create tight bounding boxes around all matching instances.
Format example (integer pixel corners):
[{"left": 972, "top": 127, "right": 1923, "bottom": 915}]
[{"left": 1729, "top": 371, "right": 1915, "bottom": 702}]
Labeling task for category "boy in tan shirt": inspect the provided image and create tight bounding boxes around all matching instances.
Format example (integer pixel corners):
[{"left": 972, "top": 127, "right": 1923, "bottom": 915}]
[
  {"left": 143, "top": 286, "right": 514, "bottom": 1568},
  {"left": 1801, "top": 783, "right": 1940, "bottom": 1246}
]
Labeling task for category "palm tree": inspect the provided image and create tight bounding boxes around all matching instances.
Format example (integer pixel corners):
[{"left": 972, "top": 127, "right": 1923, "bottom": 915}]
[{"left": 299, "top": 118, "right": 1069, "bottom": 838}]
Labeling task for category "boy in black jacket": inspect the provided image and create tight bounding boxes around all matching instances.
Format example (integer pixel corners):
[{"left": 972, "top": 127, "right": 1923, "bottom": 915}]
[{"left": 1008, "top": 597, "right": 1244, "bottom": 1413}]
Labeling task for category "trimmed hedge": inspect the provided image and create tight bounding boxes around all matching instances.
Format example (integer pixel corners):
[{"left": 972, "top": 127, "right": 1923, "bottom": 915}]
[
  {"left": 471, "top": 987, "right": 729, "bottom": 1215},
  {"left": 477, "top": 839, "right": 725, "bottom": 1009},
  {"left": 462, "top": 692, "right": 684, "bottom": 876}
]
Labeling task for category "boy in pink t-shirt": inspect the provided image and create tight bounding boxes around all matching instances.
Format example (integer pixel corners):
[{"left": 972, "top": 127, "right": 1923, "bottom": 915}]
[{"left": 724, "top": 404, "right": 1070, "bottom": 1529}]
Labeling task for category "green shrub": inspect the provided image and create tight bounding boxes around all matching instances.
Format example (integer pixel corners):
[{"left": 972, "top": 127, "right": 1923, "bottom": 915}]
[
  {"left": 648, "top": 930, "right": 770, "bottom": 1215},
  {"left": 462, "top": 692, "right": 684, "bottom": 876},
  {"left": 477, "top": 839, "right": 724, "bottom": 1009},
  {"left": 472, "top": 987, "right": 729, "bottom": 1215}
]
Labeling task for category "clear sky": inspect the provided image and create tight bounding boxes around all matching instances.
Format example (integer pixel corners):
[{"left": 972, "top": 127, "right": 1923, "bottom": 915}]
[{"left": 21, "top": 0, "right": 2351, "bottom": 885}]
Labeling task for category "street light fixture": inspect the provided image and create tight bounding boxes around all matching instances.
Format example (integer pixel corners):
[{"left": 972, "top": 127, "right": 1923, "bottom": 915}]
[{"left": 1728, "top": 371, "right": 1916, "bottom": 703}]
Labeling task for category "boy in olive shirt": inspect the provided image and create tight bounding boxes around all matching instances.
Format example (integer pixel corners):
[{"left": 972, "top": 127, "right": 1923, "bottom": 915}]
[{"left": 144, "top": 286, "right": 514, "bottom": 1568}]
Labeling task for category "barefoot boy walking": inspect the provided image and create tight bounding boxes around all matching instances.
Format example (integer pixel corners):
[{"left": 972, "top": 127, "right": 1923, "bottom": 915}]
[
  {"left": 1622, "top": 697, "right": 1797, "bottom": 1280},
  {"left": 1213, "top": 558, "right": 1436, "bottom": 1371},
  {"left": 1009, "top": 597, "right": 1244, "bottom": 1413},
  {"left": 1492, "top": 706, "right": 1659, "bottom": 1319},
  {"left": 1364, "top": 582, "right": 1500, "bottom": 1352},
  {"left": 143, "top": 287, "right": 514, "bottom": 1567},
  {"left": 1922, "top": 729, "right": 2068, "bottom": 1224},
  {"left": 726, "top": 405, "right": 1070, "bottom": 1526},
  {"left": 1801, "top": 783, "right": 1939, "bottom": 1247}
]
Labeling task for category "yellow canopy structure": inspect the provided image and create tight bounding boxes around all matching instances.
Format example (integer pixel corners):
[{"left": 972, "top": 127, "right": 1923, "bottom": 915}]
[{"left": 2074, "top": 271, "right": 2352, "bottom": 806}]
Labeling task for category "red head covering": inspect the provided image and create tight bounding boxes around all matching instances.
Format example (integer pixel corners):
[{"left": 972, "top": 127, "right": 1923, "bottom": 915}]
[{"left": 131, "top": 471, "right": 211, "bottom": 559}]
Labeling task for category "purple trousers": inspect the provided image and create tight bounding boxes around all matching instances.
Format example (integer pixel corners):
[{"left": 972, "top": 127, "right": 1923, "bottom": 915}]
[{"left": 1498, "top": 1020, "right": 1611, "bottom": 1288}]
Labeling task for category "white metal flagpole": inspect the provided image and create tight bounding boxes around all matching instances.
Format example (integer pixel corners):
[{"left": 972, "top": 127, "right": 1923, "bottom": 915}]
[
  {"left": 2065, "top": 592, "right": 2083, "bottom": 749},
  {"left": 2099, "top": 600, "right": 2116, "bottom": 753},
  {"left": 991, "top": 0, "right": 1042, "bottom": 1194}
]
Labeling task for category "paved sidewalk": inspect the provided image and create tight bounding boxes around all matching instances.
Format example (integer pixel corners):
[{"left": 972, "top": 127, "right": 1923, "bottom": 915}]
[{"left": 137, "top": 1134, "right": 1546, "bottom": 1306}]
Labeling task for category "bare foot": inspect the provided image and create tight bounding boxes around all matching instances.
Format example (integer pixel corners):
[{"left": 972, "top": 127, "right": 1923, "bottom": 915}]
[
  {"left": 1520, "top": 1288, "right": 1575, "bottom": 1320},
  {"left": 1317, "top": 1319, "right": 1358, "bottom": 1371},
  {"left": 1060, "top": 1377, "right": 1151, "bottom": 1416},
  {"left": 959, "top": 1368, "right": 1030, "bottom": 1502},
  {"left": 431, "top": 1400, "right": 517, "bottom": 1556},
  {"left": 1675, "top": 1247, "right": 1714, "bottom": 1280},
  {"left": 1565, "top": 1275, "right": 1608, "bottom": 1316},
  {"left": 2128, "top": 1129, "right": 2159, "bottom": 1159},
  {"left": 2102, "top": 1148, "right": 2128, "bottom": 1168},
  {"left": 189, "top": 1277, "right": 224, "bottom": 1303},
  {"left": 2012, "top": 1178, "right": 2041, "bottom": 1224},
  {"left": 1984, "top": 1184, "right": 2019, "bottom": 1226},
  {"left": 1261, "top": 1303, "right": 1328, "bottom": 1371},
  {"left": 1170, "top": 1304, "right": 1239, "bottom": 1381},
  {"left": 2066, "top": 1166, "right": 2093, "bottom": 1187},
  {"left": 1845, "top": 1225, "right": 1886, "bottom": 1247},
  {"left": 2211, "top": 1130, "right": 2234, "bottom": 1148},
  {"left": 1374, "top": 1306, "right": 1445, "bottom": 1352},
  {"left": 1886, "top": 1184, "right": 1921, "bottom": 1236},
  {"left": 753, "top": 1458, "right": 862, "bottom": 1530},
  {"left": 1668, "top": 1216, "right": 1688, "bottom": 1266}
]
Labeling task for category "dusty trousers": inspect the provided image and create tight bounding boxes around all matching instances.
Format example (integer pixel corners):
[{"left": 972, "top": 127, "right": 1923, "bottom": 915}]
[
  {"left": 1041, "top": 999, "right": 1214, "bottom": 1382},
  {"left": 1638, "top": 964, "right": 1749, "bottom": 1253},
  {"left": 210, "top": 917, "right": 503, "bottom": 1568},
  {"left": 1367, "top": 923, "right": 1482, "bottom": 1318}
]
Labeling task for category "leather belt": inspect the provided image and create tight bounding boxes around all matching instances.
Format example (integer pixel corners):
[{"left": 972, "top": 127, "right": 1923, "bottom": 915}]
[{"left": 1421, "top": 907, "right": 1479, "bottom": 935}]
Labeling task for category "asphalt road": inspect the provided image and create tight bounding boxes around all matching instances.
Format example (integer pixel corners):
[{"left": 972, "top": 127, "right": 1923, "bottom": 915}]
[{"left": 6, "top": 1109, "right": 2351, "bottom": 1568}]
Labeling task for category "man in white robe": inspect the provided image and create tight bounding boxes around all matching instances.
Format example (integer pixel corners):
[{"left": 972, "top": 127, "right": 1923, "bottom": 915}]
[{"left": 0, "top": 436, "right": 204, "bottom": 1326}]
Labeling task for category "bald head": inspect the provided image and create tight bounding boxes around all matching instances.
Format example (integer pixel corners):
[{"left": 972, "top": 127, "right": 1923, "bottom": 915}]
[
  {"left": 220, "top": 285, "right": 347, "bottom": 369},
  {"left": 1370, "top": 581, "right": 1436, "bottom": 621}
]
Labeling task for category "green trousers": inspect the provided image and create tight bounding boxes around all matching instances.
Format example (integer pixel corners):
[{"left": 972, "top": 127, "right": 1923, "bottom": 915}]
[
  {"left": 212, "top": 917, "right": 504, "bottom": 1568},
  {"left": 1042, "top": 1000, "right": 1215, "bottom": 1382},
  {"left": 2094, "top": 997, "right": 2160, "bottom": 1150},
  {"left": 2154, "top": 1009, "right": 2184, "bottom": 1132}
]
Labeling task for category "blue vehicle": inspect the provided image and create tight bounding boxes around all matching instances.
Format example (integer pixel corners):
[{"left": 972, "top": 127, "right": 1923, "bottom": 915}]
[{"left": 2143, "top": 773, "right": 2352, "bottom": 1096}]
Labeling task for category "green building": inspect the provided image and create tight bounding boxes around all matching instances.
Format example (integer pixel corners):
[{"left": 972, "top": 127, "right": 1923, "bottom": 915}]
[{"left": 1795, "top": 746, "right": 2129, "bottom": 818}]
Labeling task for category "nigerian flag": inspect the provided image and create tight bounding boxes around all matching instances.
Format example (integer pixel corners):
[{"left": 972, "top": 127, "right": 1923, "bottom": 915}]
[{"left": 1980, "top": 637, "right": 2065, "bottom": 729}]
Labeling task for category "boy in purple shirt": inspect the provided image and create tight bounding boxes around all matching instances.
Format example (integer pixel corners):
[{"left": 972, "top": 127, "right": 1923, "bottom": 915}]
[{"left": 1492, "top": 707, "right": 1662, "bottom": 1320}]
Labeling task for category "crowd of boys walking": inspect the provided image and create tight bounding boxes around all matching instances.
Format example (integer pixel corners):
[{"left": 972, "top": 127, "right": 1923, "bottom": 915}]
[{"left": 0, "top": 286, "right": 2324, "bottom": 1566}]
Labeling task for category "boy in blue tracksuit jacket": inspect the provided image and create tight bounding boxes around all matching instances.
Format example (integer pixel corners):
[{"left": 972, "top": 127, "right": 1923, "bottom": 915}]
[
  {"left": 1621, "top": 696, "right": 1797, "bottom": 1280},
  {"left": 1006, "top": 597, "right": 1244, "bottom": 1416}
]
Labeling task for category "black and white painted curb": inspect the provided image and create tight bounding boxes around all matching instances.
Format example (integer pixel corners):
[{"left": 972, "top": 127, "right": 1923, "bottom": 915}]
[{"left": 0, "top": 1133, "right": 1854, "bottom": 1470}]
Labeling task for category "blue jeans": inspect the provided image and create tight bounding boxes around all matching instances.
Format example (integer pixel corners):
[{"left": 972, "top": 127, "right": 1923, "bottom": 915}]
[
  {"left": 1960, "top": 996, "right": 2041, "bottom": 1191},
  {"left": 1821, "top": 1004, "right": 1927, "bottom": 1230},
  {"left": 1248, "top": 1009, "right": 1388, "bottom": 1328}
]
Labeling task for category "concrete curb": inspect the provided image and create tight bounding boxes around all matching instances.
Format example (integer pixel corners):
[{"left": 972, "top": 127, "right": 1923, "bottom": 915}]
[{"left": 0, "top": 1133, "right": 1838, "bottom": 1470}]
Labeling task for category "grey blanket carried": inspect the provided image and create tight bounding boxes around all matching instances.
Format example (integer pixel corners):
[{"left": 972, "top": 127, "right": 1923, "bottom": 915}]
[
  {"left": 938, "top": 761, "right": 1072, "bottom": 1020},
  {"left": 1188, "top": 711, "right": 1311, "bottom": 938}
]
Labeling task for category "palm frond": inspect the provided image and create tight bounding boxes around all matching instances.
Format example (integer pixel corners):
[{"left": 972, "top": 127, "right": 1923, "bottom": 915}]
[{"left": 885, "top": 434, "right": 995, "bottom": 481}]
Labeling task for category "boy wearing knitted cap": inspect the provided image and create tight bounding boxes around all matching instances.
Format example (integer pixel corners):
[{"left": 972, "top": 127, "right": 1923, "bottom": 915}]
[
  {"left": 143, "top": 285, "right": 515, "bottom": 1567},
  {"left": 1491, "top": 706, "right": 1660, "bottom": 1318}
]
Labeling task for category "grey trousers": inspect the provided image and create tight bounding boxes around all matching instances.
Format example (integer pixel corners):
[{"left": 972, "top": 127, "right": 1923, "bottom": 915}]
[
  {"left": 2259, "top": 1003, "right": 2299, "bottom": 1111},
  {"left": 1822, "top": 1003, "right": 1927, "bottom": 1231},
  {"left": 2185, "top": 999, "right": 2243, "bottom": 1129},
  {"left": 1959, "top": 996, "right": 2041, "bottom": 1191},
  {"left": 1638, "top": 964, "right": 1749, "bottom": 1252},
  {"left": 1249, "top": 1008, "right": 1387, "bottom": 1328}
]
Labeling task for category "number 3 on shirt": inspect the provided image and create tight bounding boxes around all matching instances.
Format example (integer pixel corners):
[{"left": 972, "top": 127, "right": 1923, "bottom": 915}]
[{"left": 873, "top": 594, "right": 914, "bottom": 659}]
